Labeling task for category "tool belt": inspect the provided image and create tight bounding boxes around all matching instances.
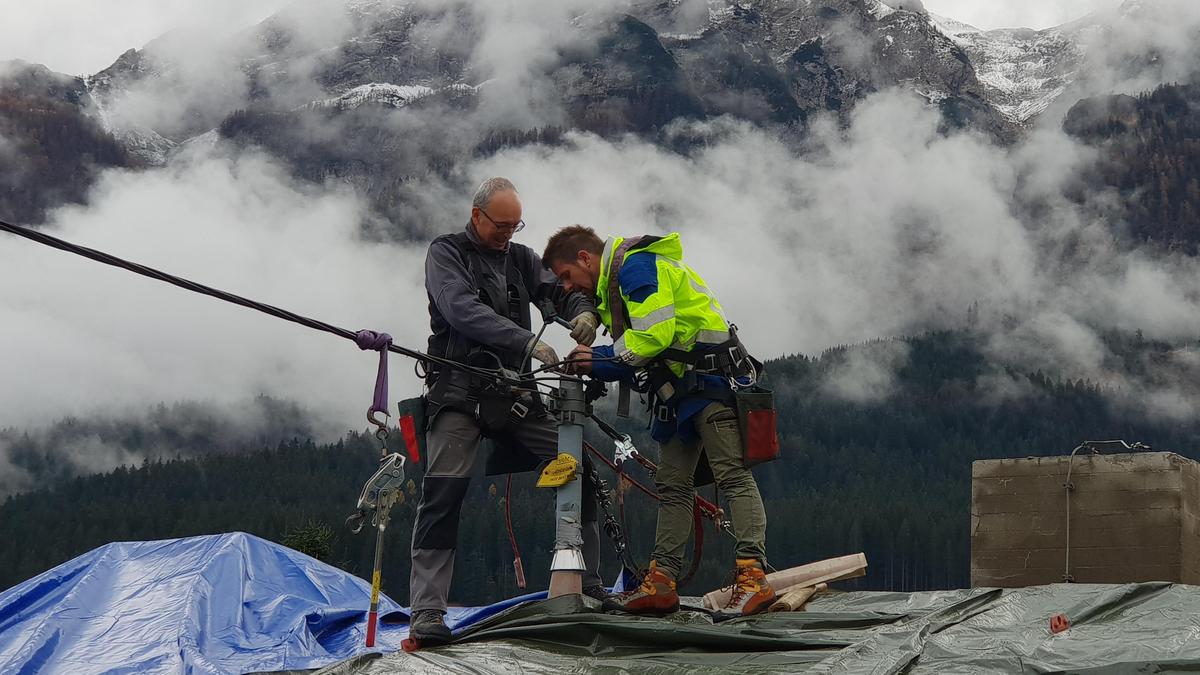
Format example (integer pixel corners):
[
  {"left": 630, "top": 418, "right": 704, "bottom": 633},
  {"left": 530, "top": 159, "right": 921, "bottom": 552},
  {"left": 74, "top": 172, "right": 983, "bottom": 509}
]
[
  {"left": 641, "top": 327, "right": 780, "bottom": 468},
  {"left": 425, "top": 348, "right": 544, "bottom": 437},
  {"left": 641, "top": 325, "right": 758, "bottom": 421}
]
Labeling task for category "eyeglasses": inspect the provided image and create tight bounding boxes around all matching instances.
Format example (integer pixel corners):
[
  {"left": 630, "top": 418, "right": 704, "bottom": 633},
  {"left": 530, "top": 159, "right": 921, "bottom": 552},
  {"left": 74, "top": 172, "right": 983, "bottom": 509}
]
[{"left": 479, "top": 209, "right": 525, "bottom": 233}]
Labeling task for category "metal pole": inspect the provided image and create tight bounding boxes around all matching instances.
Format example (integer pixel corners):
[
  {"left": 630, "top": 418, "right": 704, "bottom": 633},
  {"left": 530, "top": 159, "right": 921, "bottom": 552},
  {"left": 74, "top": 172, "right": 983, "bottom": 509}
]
[{"left": 548, "top": 378, "right": 587, "bottom": 597}]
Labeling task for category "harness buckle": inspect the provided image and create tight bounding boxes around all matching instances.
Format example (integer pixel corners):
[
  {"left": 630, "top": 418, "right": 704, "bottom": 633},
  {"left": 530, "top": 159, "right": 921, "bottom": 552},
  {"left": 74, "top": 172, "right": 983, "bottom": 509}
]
[
  {"left": 727, "top": 345, "right": 745, "bottom": 368},
  {"left": 511, "top": 401, "right": 530, "bottom": 420}
]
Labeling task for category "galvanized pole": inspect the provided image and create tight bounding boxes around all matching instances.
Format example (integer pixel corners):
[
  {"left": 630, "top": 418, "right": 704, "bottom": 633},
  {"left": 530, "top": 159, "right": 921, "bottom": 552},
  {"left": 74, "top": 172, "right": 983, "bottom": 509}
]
[{"left": 548, "top": 377, "right": 587, "bottom": 597}]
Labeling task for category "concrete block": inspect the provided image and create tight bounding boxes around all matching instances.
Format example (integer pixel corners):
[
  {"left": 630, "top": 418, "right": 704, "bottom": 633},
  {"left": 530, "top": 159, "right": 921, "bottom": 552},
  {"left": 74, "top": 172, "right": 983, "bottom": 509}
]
[{"left": 971, "top": 452, "right": 1199, "bottom": 587}]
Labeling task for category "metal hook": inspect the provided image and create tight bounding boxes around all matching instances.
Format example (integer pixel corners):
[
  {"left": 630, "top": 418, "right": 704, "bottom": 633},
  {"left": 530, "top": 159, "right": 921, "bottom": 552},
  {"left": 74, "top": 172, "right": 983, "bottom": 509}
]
[{"left": 368, "top": 410, "right": 390, "bottom": 444}]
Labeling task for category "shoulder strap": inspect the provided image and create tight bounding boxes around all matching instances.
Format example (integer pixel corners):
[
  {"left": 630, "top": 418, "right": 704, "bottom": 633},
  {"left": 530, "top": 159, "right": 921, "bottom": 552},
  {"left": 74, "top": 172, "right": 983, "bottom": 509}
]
[
  {"left": 607, "top": 236, "right": 660, "bottom": 417},
  {"left": 607, "top": 237, "right": 645, "bottom": 341},
  {"left": 505, "top": 243, "right": 532, "bottom": 330},
  {"left": 444, "top": 231, "right": 514, "bottom": 318},
  {"left": 441, "top": 232, "right": 485, "bottom": 288}
]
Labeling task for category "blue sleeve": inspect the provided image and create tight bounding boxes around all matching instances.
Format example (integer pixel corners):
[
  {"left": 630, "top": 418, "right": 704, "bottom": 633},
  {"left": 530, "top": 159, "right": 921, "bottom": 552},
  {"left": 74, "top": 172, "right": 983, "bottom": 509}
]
[
  {"left": 617, "top": 253, "right": 658, "bottom": 303},
  {"left": 589, "top": 344, "right": 636, "bottom": 382}
]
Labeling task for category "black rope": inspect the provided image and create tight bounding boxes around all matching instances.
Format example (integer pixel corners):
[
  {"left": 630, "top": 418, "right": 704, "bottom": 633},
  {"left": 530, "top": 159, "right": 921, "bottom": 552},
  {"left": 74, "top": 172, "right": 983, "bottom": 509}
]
[
  {"left": 0, "top": 218, "right": 501, "bottom": 379},
  {"left": 0, "top": 218, "right": 627, "bottom": 389}
]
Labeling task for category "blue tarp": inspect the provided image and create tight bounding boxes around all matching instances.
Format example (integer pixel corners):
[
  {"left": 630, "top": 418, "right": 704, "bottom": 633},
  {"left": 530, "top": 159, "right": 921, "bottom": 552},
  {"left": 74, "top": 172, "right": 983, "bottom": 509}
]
[{"left": 0, "top": 532, "right": 532, "bottom": 675}]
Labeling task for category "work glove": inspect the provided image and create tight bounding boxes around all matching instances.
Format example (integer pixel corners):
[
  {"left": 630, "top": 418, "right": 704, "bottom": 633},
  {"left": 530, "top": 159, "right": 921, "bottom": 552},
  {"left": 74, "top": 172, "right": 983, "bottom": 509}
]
[
  {"left": 569, "top": 312, "right": 600, "bottom": 346},
  {"left": 528, "top": 337, "right": 560, "bottom": 368}
]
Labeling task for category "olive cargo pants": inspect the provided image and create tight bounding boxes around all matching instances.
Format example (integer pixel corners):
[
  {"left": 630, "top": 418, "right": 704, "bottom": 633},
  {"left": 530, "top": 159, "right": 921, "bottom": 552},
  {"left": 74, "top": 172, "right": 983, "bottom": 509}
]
[{"left": 653, "top": 402, "right": 768, "bottom": 579}]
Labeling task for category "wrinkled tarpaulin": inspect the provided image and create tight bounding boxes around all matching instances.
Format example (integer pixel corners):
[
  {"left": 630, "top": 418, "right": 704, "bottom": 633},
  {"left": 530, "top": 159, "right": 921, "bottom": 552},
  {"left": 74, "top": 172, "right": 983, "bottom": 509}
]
[
  {"left": 7, "top": 532, "right": 1200, "bottom": 674},
  {"left": 297, "top": 583, "right": 1200, "bottom": 674}
]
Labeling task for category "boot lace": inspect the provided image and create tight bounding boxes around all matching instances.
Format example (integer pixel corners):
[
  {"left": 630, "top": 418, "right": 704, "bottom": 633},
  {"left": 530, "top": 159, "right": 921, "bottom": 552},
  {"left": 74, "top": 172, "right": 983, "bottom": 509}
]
[
  {"left": 413, "top": 609, "right": 444, "bottom": 625},
  {"left": 721, "top": 567, "right": 760, "bottom": 608}
]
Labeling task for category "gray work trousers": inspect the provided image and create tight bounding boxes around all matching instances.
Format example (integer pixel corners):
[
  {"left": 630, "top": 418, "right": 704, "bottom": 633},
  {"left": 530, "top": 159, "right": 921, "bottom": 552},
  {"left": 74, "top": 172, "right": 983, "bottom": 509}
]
[{"left": 409, "top": 409, "right": 603, "bottom": 612}]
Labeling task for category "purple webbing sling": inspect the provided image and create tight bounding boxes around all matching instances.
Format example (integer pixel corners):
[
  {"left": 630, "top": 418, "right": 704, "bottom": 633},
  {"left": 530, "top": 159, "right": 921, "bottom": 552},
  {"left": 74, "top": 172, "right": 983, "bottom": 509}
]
[{"left": 355, "top": 329, "right": 393, "bottom": 417}]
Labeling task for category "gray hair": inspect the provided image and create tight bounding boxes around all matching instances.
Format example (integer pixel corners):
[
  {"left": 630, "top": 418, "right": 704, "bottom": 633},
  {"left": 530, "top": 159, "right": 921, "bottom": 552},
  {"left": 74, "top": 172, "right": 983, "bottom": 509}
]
[{"left": 471, "top": 177, "right": 517, "bottom": 209}]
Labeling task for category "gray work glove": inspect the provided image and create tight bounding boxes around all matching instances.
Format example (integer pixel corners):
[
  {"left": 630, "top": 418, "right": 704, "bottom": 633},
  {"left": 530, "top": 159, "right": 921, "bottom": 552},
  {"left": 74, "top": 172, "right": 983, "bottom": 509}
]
[
  {"left": 527, "top": 337, "right": 560, "bottom": 368},
  {"left": 569, "top": 312, "right": 600, "bottom": 346}
]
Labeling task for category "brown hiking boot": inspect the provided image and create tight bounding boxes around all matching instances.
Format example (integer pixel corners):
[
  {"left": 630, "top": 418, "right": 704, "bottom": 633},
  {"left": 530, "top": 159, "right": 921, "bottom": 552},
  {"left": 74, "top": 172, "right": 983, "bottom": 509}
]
[
  {"left": 602, "top": 561, "right": 680, "bottom": 615},
  {"left": 719, "top": 558, "right": 776, "bottom": 617}
]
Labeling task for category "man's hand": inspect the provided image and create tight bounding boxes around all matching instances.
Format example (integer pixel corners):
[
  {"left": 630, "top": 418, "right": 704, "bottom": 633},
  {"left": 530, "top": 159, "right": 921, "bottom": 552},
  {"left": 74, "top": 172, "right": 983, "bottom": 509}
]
[
  {"left": 529, "top": 339, "right": 560, "bottom": 368},
  {"left": 569, "top": 312, "right": 600, "bottom": 346},
  {"left": 564, "top": 344, "right": 595, "bottom": 375}
]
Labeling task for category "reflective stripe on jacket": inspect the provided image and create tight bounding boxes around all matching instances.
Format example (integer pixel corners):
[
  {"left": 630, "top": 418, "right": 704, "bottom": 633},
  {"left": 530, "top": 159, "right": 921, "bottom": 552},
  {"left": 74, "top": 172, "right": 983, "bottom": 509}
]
[
  {"left": 590, "top": 233, "right": 734, "bottom": 443},
  {"left": 594, "top": 233, "right": 732, "bottom": 377}
]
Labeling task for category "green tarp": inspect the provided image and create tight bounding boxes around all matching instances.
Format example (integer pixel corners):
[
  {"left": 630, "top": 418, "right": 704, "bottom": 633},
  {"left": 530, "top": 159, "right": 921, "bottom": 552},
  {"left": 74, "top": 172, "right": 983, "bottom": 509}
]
[{"left": 302, "top": 583, "right": 1200, "bottom": 674}]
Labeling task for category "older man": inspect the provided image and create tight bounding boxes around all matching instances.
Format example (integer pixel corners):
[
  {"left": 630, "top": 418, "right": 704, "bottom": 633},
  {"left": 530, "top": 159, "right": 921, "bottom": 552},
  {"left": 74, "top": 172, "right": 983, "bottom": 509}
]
[
  {"left": 408, "top": 178, "right": 605, "bottom": 645},
  {"left": 542, "top": 224, "right": 775, "bottom": 618}
]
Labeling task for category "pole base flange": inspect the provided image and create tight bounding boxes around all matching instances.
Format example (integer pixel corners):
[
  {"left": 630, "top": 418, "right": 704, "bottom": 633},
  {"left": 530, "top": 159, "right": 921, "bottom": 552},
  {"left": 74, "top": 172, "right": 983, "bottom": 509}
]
[{"left": 550, "top": 548, "right": 586, "bottom": 572}]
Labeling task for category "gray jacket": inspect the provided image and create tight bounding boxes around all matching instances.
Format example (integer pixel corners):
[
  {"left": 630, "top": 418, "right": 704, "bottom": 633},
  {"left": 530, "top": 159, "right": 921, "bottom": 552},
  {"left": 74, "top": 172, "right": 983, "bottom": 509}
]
[{"left": 425, "top": 222, "right": 594, "bottom": 361}]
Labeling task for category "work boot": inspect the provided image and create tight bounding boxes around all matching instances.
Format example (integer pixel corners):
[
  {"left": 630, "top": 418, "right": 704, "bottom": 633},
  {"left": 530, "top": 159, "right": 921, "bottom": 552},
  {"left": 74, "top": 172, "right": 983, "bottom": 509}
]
[
  {"left": 719, "top": 559, "right": 776, "bottom": 617},
  {"left": 582, "top": 584, "right": 610, "bottom": 602},
  {"left": 602, "top": 561, "right": 679, "bottom": 615},
  {"left": 408, "top": 609, "right": 452, "bottom": 645}
]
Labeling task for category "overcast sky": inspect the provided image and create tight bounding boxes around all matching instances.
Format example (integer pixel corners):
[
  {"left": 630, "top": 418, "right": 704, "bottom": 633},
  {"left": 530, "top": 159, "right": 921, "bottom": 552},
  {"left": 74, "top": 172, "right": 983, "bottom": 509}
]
[
  {"left": 0, "top": 0, "right": 292, "bottom": 76},
  {"left": 922, "top": 0, "right": 1123, "bottom": 29},
  {"left": 1, "top": 0, "right": 1127, "bottom": 76}
]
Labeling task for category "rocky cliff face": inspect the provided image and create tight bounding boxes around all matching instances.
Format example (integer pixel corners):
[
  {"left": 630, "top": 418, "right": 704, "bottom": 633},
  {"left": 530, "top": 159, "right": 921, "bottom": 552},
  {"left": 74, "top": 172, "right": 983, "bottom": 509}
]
[
  {"left": 0, "top": 61, "right": 129, "bottom": 224},
  {"left": 2, "top": 0, "right": 1196, "bottom": 228}
]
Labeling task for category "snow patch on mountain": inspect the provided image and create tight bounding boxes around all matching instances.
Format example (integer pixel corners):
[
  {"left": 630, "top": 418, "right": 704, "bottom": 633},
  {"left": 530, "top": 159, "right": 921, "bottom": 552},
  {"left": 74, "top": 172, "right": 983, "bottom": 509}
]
[
  {"left": 83, "top": 72, "right": 176, "bottom": 165},
  {"left": 930, "top": 13, "right": 1082, "bottom": 124},
  {"left": 867, "top": 0, "right": 896, "bottom": 21},
  {"left": 310, "top": 82, "right": 434, "bottom": 110}
]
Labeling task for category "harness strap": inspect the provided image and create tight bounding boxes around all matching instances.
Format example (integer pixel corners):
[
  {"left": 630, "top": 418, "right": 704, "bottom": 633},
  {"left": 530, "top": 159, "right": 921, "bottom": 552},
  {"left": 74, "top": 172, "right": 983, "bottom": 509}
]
[
  {"left": 433, "top": 232, "right": 533, "bottom": 370},
  {"left": 607, "top": 237, "right": 644, "bottom": 418}
]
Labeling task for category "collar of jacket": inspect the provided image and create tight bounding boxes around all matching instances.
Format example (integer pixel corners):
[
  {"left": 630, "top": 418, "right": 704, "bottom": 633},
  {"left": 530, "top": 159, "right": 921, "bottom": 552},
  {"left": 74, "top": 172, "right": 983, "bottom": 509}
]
[{"left": 464, "top": 220, "right": 510, "bottom": 255}]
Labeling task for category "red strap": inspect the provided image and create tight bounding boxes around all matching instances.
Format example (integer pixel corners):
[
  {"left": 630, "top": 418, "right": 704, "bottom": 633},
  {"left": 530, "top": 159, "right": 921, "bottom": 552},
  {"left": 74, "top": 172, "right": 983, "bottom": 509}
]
[
  {"left": 399, "top": 415, "right": 420, "bottom": 463},
  {"left": 680, "top": 498, "right": 704, "bottom": 587},
  {"left": 585, "top": 442, "right": 659, "bottom": 500},
  {"left": 504, "top": 474, "right": 526, "bottom": 589},
  {"left": 584, "top": 441, "right": 715, "bottom": 588}
]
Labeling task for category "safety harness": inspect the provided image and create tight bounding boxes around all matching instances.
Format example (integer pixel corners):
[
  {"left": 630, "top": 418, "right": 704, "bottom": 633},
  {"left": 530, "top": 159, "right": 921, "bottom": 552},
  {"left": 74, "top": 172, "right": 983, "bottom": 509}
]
[
  {"left": 604, "top": 236, "right": 761, "bottom": 424},
  {"left": 425, "top": 231, "right": 545, "bottom": 436}
]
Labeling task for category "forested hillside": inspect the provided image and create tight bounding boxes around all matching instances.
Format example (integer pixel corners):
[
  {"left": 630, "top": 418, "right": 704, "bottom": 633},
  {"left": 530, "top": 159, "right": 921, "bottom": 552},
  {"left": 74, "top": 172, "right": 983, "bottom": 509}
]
[
  {"left": 0, "top": 62, "right": 130, "bottom": 224},
  {"left": 4, "top": 330, "right": 1196, "bottom": 604},
  {"left": 1067, "top": 83, "right": 1200, "bottom": 251}
]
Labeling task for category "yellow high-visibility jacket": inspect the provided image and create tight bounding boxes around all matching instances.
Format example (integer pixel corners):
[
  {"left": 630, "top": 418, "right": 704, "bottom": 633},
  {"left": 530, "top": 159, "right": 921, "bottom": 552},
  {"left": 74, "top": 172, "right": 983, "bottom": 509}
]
[{"left": 590, "top": 233, "right": 735, "bottom": 440}]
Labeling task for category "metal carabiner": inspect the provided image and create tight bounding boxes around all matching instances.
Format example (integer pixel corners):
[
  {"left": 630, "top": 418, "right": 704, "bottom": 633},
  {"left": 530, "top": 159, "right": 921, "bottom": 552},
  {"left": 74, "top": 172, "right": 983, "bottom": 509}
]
[{"left": 367, "top": 409, "right": 390, "bottom": 443}]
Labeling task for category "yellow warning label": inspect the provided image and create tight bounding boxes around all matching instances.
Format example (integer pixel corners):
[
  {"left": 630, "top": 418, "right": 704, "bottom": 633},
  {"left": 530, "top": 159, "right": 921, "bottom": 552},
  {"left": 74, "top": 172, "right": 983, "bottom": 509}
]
[{"left": 536, "top": 453, "right": 579, "bottom": 488}]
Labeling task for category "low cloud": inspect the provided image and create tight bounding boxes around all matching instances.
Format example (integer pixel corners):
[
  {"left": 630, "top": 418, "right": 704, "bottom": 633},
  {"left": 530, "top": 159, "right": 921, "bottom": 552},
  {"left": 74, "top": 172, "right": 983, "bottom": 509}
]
[
  {"left": 820, "top": 340, "right": 913, "bottom": 403},
  {"left": 3, "top": 0, "right": 1200, "bottom": 492},
  {"left": 450, "top": 89, "right": 1200, "bottom": 421},
  {"left": 0, "top": 144, "right": 429, "bottom": 434},
  {"left": 0, "top": 396, "right": 319, "bottom": 496}
]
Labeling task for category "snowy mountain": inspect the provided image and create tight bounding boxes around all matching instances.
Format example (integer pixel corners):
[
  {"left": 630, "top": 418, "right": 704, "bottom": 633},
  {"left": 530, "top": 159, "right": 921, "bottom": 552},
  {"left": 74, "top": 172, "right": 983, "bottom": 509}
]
[
  {"left": 2, "top": 0, "right": 1196, "bottom": 227},
  {"left": 66, "top": 0, "right": 1195, "bottom": 166},
  {"left": 928, "top": 16, "right": 1083, "bottom": 124},
  {"left": 929, "top": 0, "right": 1200, "bottom": 125}
]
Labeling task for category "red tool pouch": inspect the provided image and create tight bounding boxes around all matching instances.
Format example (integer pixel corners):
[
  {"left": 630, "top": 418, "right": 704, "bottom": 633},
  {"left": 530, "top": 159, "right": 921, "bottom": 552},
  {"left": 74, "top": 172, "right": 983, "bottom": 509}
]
[
  {"left": 396, "top": 396, "right": 427, "bottom": 465},
  {"left": 735, "top": 386, "right": 780, "bottom": 467}
]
